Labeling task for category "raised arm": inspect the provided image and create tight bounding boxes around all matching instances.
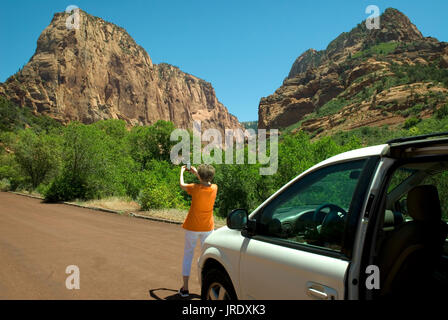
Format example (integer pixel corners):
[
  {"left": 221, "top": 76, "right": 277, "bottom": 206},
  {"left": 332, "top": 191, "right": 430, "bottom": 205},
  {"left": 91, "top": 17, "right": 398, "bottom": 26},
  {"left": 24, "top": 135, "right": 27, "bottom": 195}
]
[
  {"left": 189, "top": 166, "right": 200, "bottom": 180},
  {"left": 180, "top": 165, "right": 193, "bottom": 191}
]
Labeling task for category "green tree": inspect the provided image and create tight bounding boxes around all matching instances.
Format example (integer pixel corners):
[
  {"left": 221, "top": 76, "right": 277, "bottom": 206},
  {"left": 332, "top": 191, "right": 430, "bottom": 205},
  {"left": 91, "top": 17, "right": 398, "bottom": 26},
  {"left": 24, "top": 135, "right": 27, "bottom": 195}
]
[
  {"left": 12, "top": 129, "right": 61, "bottom": 190},
  {"left": 128, "top": 120, "right": 177, "bottom": 169},
  {"left": 93, "top": 119, "right": 128, "bottom": 140},
  {"left": 44, "top": 122, "right": 123, "bottom": 201},
  {"left": 137, "top": 160, "right": 187, "bottom": 210}
]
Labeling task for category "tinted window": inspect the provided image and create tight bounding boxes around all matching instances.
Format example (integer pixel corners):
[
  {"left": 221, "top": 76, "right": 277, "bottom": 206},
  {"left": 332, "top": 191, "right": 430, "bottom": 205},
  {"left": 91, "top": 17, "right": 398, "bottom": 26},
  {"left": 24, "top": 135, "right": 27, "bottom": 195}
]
[{"left": 256, "top": 159, "right": 367, "bottom": 252}]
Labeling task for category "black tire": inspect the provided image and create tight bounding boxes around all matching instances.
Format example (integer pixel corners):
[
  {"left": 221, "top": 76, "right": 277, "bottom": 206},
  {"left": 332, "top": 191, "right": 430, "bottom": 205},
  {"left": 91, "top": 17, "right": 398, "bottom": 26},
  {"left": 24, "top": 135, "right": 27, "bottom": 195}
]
[{"left": 201, "top": 268, "right": 237, "bottom": 300}]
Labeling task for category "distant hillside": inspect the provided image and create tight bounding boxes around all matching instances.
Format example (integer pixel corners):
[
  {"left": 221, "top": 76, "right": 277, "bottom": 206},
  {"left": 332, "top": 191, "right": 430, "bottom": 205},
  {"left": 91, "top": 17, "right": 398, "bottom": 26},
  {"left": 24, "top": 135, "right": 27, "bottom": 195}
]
[
  {"left": 258, "top": 8, "right": 448, "bottom": 138},
  {"left": 242, "top": 121, "right": 258, "bottom": 132}
]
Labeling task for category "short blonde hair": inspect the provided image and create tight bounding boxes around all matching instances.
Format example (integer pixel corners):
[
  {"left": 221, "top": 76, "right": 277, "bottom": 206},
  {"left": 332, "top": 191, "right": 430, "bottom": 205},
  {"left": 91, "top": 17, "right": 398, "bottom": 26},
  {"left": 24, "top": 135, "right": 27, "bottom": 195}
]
[{"left": 197, "top": 164, "right": 215, "bottom": 183}]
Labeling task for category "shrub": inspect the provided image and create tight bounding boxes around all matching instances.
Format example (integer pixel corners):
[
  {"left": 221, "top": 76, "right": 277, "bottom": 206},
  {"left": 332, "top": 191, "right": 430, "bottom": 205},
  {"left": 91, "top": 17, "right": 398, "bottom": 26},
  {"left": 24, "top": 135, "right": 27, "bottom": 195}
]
[
  {"left": 0, "top": 153, "right": 25, "bottom": 191},
  {"left": 352, "top": 42, "right": 398, "bottom": 59},
  {"left": 214, "top": 162, "right": 267, "bottom": 218},
  {"left": 403, "top": 117, "right": 421, "bottom": 129},
  {"left": 0, "top": 178, "right": 11, "bottom": 191},
  {"left": 317, "top": 98, "right": 348, "bottom": 117},
  {"left": 127, "top": 120, "right": 177, "bottom": 169},
  {"left": 35, "top": 183, "right": 50, "bottom": 196},
  {"left": 12, "top": 129, "right": 61, "bottom": 190},
  {"left": 138, "top": 179, "right": 185, "bottom": 210},
  {"left": 44, "top": 174, "right": 96, "bottom": 202},
  {"left": 44, "top": 122, "right": 125, "bottom": 202},
  {"left": 408, "top": 126, "right": 421, "bottom": 136},
  {"left": 0, "top": 96, "right": 62, "bottom": 133},
  {"left": 435, "top": 104, "right": 448, "bottom": 119}
]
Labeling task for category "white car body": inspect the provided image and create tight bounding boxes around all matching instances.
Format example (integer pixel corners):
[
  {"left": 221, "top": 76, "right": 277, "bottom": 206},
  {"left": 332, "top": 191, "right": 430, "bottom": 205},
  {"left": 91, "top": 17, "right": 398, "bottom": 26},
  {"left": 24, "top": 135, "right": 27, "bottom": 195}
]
[{"left": 198, "top": 138, "right": 448, "bottom": 300}]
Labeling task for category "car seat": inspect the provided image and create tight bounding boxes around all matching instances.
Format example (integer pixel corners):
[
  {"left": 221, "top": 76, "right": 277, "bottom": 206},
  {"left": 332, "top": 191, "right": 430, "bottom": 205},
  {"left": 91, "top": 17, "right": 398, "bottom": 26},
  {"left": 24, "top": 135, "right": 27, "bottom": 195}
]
[{"left": 377, "top": 185, "right": 447, "bottom": 297}]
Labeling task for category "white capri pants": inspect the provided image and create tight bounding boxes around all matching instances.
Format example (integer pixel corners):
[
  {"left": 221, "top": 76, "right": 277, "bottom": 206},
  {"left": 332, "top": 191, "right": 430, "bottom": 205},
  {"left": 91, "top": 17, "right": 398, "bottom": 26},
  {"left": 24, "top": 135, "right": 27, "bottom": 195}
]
[{"left": 182, "top": 230, "right": 213, "bottom": 276}]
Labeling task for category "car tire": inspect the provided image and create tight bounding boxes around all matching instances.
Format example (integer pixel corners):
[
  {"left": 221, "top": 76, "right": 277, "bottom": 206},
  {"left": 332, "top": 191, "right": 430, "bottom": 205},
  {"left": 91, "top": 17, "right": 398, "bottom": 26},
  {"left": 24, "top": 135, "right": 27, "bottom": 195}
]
[{"left": 201, "top": 268, "right": 237, "bottom": 300}]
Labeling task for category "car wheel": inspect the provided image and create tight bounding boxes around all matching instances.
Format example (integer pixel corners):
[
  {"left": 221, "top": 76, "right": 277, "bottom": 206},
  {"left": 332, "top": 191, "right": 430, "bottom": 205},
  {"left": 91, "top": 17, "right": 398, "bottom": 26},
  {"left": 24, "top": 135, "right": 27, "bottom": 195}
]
[{"left": 201, "top": 268, "right": 237, "bottom": 300}]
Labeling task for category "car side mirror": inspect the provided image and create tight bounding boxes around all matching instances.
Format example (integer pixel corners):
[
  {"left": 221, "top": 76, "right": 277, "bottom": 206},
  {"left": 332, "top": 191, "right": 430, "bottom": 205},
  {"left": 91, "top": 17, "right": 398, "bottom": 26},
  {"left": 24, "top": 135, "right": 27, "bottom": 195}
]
[{"left": 227, "top": 209, "right": 248, "bottom": 230}]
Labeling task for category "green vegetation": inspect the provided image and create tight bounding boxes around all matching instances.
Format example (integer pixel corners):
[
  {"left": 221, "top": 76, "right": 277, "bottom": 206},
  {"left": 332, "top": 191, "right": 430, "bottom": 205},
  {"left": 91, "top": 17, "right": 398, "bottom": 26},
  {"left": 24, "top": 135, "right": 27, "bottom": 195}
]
[
  {"left": 0, "top": 96, "right": 62, "bottom": 133},
  {"left": 138, "top": 162, "right": 186, "bottom": 210},
  {"left": 403, "top": 117, "right": 421, "bottom": 129},
  {"left": 2, "top": 91, "right": 448, "bottom": 220},
  {"left": 389, "top": 62, "right": 448, "bottom": 88},
  {"left": 352, "top": 42, "right": 398, "bottom": 59},
  {"left": 241, "top": 121, "right": 258, "bottom": 132},
  {"left": 316, "top": 98, "right": 349, "bottom": 117},
  {"left": 0, "top": 98, "right": 364, "bottom": 218},
  {"left": 13, "top": 129, "right": 61, "bottom": 190},
  {"left": 423, "top": 171, "right": 448, "bottom": 218},
  {"left": 435, "top": 104, "right": 448, "bottom": 119},
  {"left": 332, "top": 113, "right": 448, "bottom": 146},
  {"left": 283, "top": 56, "right": 448, "bottom": 133}
]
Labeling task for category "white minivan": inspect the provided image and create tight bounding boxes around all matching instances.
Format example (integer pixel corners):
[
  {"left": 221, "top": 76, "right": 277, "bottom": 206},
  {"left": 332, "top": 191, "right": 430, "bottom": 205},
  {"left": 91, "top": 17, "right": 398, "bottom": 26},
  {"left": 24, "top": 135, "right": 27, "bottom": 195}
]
[{"left": 198, "top": 132, "right": 448, "bottom": 300}]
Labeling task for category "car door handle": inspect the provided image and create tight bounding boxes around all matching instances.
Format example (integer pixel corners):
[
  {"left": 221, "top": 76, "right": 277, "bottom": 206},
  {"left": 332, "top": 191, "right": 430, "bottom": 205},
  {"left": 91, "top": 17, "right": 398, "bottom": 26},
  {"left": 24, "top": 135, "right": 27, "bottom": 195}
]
[
  {"left": 307, "top": 287, "right": 328, "bottom": 299},
  {"left": 306, "top": 282, "right": 337, "bottom": 300}
]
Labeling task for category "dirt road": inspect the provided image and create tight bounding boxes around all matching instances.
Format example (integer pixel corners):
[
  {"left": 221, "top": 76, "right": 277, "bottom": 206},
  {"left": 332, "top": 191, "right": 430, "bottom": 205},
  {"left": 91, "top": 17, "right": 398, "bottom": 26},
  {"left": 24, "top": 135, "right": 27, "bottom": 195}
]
[{"left": 0, "top": 192, "right": 203, "bottom": 300}]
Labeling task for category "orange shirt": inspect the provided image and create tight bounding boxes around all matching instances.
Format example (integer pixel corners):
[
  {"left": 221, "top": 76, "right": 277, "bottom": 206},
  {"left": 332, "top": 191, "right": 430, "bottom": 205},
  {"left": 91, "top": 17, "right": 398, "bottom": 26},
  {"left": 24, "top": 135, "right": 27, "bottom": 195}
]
[{"left": 182, "top": 183, "right": 218, "bottom": 232}]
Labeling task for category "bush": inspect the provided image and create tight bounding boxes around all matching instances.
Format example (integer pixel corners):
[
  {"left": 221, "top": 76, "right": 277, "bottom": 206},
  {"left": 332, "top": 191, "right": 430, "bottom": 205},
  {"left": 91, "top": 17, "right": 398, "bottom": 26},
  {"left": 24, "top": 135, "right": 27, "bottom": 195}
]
[
  {"left": 390, "top": 62, "right": 448, "bottom": 88},
  {"left": 12, "top": 129, "right": 61, "bottom": 190},
  {"left": 214, "top": 162, "right": 269, "bottom": 218},
  {"left": 44, "top": 122, "right": 125, "bottom": 202},
  {"left": 44, "top": 174, "right": 96, "bottom": 202},
  {"left": 138, "top": 179, "right": 186, "bottom": 210},
  {"left": 435, "top": 104, "right": 448, "bottom": 119},
  {"left": 409, "top": 103, "right": 425, "bottom": 116},
  {"left": 403, "top": 117, "right": 421, "bottom": 129},
  {"left": 35, "top": 183, "right": 50, "bottom": 196},
  {"left": 0, "top": 152, "right": 25, "bottom": 191},
  {"left": 317, "top": 98, "right": 348, "bottom": 117},
  {"left": 0, "top": 96, "right": 62, "bottom": 133},
  {"left": 127, "top": 120, "right": 177, "bottom": 169},
  {"left": 352, "top": 42, "right": 398, "bottom": 59},
  {"left": 0, "top": 178, "right": 11, "bottom": 191},
  {"left": 137, "top": 160, "right": 189, "bottom": 210}
]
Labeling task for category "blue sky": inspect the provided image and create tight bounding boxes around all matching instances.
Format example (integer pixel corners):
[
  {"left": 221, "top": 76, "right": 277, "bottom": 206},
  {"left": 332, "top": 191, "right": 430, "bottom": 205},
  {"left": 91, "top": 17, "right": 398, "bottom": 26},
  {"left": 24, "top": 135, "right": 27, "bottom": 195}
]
[{"left": 1, "top": 0, "right": 447, "bottom": 122}]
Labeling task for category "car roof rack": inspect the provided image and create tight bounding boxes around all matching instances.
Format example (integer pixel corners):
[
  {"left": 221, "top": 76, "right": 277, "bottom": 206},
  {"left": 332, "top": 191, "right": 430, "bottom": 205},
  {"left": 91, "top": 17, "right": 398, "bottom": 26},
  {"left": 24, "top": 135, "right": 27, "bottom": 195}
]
[{"left": 387, "top": 131, "right": 448, "bottom": 144}]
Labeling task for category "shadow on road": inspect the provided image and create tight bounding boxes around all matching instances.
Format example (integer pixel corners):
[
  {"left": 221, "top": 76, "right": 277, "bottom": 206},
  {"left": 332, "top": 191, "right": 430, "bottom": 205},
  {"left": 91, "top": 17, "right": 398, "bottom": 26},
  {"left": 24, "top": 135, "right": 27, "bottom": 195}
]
[{"left": 149, "top": 288, "right": 201, "bottom": 300}]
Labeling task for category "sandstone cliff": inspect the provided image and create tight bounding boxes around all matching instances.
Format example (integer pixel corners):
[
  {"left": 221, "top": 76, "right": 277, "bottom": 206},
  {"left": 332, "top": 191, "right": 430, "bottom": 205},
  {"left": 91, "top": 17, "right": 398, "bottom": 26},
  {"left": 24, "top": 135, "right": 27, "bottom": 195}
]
[
  {"left": 258, "top": 8, "right": 448, "bottom": 134},
  {"left": 0, "top": 10, "right": 242, "bottom": 132}
]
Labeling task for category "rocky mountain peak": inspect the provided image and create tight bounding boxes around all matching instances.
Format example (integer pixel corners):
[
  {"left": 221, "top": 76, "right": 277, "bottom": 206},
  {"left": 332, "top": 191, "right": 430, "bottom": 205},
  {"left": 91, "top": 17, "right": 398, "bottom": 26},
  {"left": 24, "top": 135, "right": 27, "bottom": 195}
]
[
  {"left": 259, "top": 8, "right": 448, "bottom": 132},
  {"left": 288, "top": 8, "right": 424, "bottom": 79},
  {"left": 36, "top": 10, "right": 152, "bottom": 67},
  {"left": 0, "top": 10, "right": 242, "bottom": 132}
]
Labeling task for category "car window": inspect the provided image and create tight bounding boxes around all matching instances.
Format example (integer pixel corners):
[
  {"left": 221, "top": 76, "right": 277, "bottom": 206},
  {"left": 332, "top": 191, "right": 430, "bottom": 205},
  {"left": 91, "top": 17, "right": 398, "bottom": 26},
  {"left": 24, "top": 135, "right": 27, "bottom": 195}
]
[
  {"left": 390, "top": 168, "right": 448, "bottom": 224},
  {"left": 387, "top": 167, "right": 416, "bottom": 194},
  {"left": 387, "top": 166, "right": 448, "bottom": 257},
  {"left": 421, "top": 171, "right": 448, "bottom": 223},
  {"left": 255, "top": 159, "right": 367, "bottom": 253}
]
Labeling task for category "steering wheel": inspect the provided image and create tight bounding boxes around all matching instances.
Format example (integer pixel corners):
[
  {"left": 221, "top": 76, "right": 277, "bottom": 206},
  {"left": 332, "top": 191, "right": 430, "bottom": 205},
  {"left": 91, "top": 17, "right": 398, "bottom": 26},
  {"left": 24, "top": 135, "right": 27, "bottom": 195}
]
[{"left": 312, "top": 203, "right": 347, "bottom": 231}]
